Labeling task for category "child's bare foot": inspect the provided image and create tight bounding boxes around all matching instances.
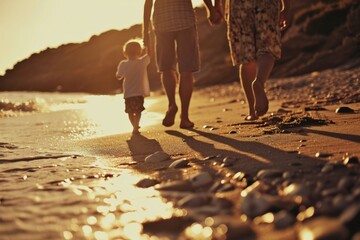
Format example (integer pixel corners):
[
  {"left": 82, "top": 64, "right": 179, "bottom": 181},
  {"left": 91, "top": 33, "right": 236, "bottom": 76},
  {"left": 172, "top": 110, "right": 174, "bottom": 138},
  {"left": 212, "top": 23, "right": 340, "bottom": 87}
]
[
  {"left": 252, "top": 80, "right": 269, "bottom": 117},
  {"left": 162, "top": 106, "right": 178, "bottom": 127}
]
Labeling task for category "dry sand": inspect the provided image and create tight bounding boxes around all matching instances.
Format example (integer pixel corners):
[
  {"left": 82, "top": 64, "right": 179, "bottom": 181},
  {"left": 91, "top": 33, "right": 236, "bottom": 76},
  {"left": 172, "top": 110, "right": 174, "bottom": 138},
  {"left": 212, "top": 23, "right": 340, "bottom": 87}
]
[{"left": 74, "top": 67, "right": 360, "bottom": 239}]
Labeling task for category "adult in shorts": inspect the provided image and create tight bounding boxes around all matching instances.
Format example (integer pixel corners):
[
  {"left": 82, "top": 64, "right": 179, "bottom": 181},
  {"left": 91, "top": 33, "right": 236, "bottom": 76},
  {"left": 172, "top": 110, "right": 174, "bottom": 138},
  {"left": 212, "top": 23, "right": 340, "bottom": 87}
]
[{"left": 143, "top": 0, "right": 220, "bottom": 129}]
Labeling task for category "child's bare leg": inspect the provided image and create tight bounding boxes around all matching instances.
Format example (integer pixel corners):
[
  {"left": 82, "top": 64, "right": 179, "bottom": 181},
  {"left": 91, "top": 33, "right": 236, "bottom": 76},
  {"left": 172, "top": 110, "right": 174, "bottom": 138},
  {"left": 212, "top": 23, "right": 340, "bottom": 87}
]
[
  {"left": 179, "top": 71, "right": 194, "bottom": 129},
  {"left": 162, "top": 70, "right": 178, "bottom": 127},
  {"left": 253, "top": 53, "right": 274, "bottom": 117},
  {"left": 128, "top": 113, "right": 137, "bottom": 132},
  {"left": 240, "top": 62, "right": 257, "bottom": 120},
  {"left": 132, "top": 112, "right": 141, "bottom": 134}
]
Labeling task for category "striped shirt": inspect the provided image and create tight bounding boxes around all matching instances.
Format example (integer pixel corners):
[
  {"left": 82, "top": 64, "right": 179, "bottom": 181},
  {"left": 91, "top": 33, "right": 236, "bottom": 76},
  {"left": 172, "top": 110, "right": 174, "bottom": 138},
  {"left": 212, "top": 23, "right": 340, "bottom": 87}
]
[{"left": 153, "top": 0, "right": 196, "bottom": 32}]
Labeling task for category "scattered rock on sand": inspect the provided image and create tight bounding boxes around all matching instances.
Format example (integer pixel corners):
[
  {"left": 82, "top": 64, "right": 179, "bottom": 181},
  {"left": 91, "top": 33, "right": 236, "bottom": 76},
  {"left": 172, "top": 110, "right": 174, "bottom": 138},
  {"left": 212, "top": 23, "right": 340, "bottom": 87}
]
[
  {"left": 169, "top": 158, "right": 190, "bottom": 169},
  {"left": 136, "top": 178, "right": 159, "bottom": 188},
  {"left": 190, "top": 172, "right": 213, "bottom": 188},
  {"left": 343, "top": 156, "right": 359, "bottom": 165},
  {"left": 335, "top": 106, "right": 355, "bottom": 114},
  {"left": 145, "top": 151, "right": 170, "bottom": 163}
]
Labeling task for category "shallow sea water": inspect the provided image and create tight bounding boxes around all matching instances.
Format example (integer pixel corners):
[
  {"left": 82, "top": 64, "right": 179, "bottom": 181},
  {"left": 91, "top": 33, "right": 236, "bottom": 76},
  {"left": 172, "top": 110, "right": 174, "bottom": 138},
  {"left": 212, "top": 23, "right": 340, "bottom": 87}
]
[{"left": 0, "top": 92, "right": 176, "bottom": 240}]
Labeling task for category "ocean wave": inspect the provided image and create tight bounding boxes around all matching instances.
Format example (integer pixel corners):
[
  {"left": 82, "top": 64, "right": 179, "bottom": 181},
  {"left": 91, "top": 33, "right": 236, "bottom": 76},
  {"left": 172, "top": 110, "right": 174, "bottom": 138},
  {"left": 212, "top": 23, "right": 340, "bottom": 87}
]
[{"left": 0, "top": 99, "right": 44, "bottom": 118}]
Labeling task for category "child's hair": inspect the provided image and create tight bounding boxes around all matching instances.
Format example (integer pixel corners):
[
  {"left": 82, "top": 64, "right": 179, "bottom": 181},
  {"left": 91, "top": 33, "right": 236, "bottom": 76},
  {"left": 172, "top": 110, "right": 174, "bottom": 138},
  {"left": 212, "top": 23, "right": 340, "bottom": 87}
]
[{"left": 123, "top": 39, "right": 143, "bottom": 58}]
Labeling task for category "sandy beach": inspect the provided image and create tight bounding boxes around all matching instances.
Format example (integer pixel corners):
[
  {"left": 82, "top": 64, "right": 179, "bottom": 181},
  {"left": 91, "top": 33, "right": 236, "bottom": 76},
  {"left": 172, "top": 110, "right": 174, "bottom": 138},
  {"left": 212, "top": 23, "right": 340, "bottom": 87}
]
[{"left": 1, "top": 66, "right": 359, "bottom": 239}]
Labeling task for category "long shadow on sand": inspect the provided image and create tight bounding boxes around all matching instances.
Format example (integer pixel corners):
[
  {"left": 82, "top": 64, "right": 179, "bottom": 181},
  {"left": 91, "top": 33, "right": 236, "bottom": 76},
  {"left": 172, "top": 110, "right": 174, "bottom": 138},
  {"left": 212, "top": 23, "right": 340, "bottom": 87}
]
[
  {"left": 165, "top": 129, "right": 326, "bottom": 176},
  {"left": 305, "top": 128, "right": 360, "bottom": 143},
  {"left": 126, "top": 134, "right": 164, "bottom": 161}
]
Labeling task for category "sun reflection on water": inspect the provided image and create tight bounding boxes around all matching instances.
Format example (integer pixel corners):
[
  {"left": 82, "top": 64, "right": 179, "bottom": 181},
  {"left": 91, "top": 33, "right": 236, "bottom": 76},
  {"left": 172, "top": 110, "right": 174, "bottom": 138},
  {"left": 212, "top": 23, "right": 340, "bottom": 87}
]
[
  {"left": 52, "top": 94, "right": 162, "bottom": 139},
  {"left": 64, "top": 166, "right": 178, "bottom": 239}
]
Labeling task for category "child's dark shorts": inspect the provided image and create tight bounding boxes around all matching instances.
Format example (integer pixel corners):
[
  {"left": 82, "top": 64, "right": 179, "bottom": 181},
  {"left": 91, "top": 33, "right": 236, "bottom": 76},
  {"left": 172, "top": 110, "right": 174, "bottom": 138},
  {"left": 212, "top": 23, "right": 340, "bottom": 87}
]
[{"left": 125, "top": 96, "right": 145, "bottom": 114}]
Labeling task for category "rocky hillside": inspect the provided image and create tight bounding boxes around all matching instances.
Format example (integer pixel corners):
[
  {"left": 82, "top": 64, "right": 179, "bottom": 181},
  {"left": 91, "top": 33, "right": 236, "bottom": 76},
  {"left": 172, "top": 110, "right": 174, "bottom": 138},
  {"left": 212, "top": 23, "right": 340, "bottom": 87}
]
[{"left": 0, "top": 0, "right": 359, "bottom": 93}]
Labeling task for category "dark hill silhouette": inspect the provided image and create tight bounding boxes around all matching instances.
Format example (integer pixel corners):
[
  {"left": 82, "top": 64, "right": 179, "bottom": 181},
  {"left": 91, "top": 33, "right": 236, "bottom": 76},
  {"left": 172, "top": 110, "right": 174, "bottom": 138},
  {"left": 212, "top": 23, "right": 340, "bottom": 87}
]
[{"left": 0, "top": 1, "right": 359, "bottom": 93}]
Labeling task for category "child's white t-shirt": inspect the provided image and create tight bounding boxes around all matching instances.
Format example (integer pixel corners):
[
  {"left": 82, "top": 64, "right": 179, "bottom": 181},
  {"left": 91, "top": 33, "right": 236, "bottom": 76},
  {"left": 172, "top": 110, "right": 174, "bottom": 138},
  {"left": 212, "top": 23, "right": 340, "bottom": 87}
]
[{"left": 116, "top": 55, "right": 151, "bottom": 98}]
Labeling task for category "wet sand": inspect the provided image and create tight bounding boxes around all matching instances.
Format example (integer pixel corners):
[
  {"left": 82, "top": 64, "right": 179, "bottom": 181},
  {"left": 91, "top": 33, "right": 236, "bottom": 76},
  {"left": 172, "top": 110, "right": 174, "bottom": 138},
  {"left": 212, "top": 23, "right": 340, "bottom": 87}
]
[{"left": 1, "top": 67, "right": 360, "bottom": 239}]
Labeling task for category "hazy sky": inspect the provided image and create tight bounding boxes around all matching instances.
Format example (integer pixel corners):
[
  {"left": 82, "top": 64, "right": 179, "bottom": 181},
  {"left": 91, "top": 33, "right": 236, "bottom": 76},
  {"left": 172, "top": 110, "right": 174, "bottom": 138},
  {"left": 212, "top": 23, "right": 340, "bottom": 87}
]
[{"left": 0, "top": 0, "right": 204, "bottom": 76}]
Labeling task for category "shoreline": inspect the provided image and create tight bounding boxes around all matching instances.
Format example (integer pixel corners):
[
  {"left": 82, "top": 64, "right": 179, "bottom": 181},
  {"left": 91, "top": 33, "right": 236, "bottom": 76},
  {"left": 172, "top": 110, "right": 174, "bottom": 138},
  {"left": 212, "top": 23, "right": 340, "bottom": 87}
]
[{"left": 1, "top": 66, "right": 359, "bottom": 239}]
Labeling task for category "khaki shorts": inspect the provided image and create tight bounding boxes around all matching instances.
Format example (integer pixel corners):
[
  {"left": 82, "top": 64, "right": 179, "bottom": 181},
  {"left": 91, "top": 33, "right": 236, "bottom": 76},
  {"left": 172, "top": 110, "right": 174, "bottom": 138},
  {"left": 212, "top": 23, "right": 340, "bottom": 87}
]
[
  {"left": 125, "top": 96, "right": 145, "bottom": 114},
  {"left": 227, "top": 0, "right": 282, "bottom": 65},
  {"left": 155, "top": 26, "right": 200, "bottom": 72}
]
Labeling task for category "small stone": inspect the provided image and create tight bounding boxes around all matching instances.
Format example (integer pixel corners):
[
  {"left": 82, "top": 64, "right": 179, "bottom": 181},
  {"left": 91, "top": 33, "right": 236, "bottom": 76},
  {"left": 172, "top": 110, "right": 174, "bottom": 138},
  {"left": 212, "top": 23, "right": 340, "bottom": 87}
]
[
  {"left": 145, "top": 151, "right": 170, "bottom": 163},
  {"left": 169, "top": 158, "right": 190, "bottom": 169},
  {"left": 335, "top": 106, "right": 355, "bottom": 114},
  {"left": 282, "top": 183, "right": 310, "bottom": 199},
  {"left": 155, "top": 180, "right": 193, "bottom": 191},
  {"left": 282, "top": 171, "right": 294, "bottom": 179},
  {"left": 178, "top": 194, "right": 211, "bottom": 207},
  {"left": 203, "top": 155, "right": 216, "bottom": 161},
  {"left": 190, "top": 172, "right": 213, "bottom": 188},
  {"left": 315, "top": 152, "right": 332, "bottom": 158},
  {"left": 274, "top": 210, "right": 296, "bottom": 229},
  {"left": 228, "top": 130, "right": 237, "bottom": 134},
  {"left": 332, "top": 194, "right": 354, "bottom": 211},
  {"left": 344, "top": 156, "right": 359, "bottom": 165},
  {"left": 232, "top": 172, "right": 248, "bottom": 181},
  {"left": 298, "top": 217, "right": 349, "bottom": 240},
  {"left": 321, "top": 164, "right": 334, "bottom": 173},
  {"left": 257, "top": 169, "right": 283, "bottom": 179},
  {"left": 240, "top": 192, "right": 271, "bottom": 218},
  {"left": 202, "top": 125, "right": 211, "bottom": 129},
  {"left": 222, "top": 156, "right": 237, "bottom": 166},
  {"left": 340, "top": 204, "right": 360, "bottom": 234},
  {"left": 337, "top": 177, "right": 355, "bottom": 191},
  {"left": 321, "top": 188, "right": 339, "bottom": 197},
  {"left": 136, "top": 178, "right": 159, "bottom": 188}
]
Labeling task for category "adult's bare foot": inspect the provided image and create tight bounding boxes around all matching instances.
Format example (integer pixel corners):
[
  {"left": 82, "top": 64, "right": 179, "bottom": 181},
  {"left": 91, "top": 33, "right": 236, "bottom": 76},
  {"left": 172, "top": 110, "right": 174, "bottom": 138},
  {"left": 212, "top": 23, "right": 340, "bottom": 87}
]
[
  {"left": 252, "top": 80, "right": 269, "bottom": 117},
  {"left": 162, "top": 106, "right": 178, "bottom": 127},
  {"left": 180, "top": 119, "right": 194, "bottom": 129}
]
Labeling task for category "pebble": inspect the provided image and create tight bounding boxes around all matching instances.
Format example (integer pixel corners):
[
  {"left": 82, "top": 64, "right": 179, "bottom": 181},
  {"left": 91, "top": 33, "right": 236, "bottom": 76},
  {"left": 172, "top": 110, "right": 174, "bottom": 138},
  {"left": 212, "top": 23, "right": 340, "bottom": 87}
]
[
  {"left": 298, "top": 217, "right": 349, "bottom": 240},
  {"left": 340, "top": 204, "right": 360, "bottom": 234},
  {"left": 178, "top": 194, "right": 211, "bottom": 207},
  {"left": 228, "top": 130, "right": 237, "bottom": 134},
  {"left": 257, "top": 169, "right": 283, "bottom": 180},
  {"left": 144, "top": 151, "right": 170, "bottom": 163},
  {"left": 169, "top": 158, "right": 190, "bottom": 169},
  {"left": 337, "top": 176, "right": 355, "bottom": 192},
  {"left": 136, "top": 178, "right": 159, "bottom": 188},
  {"left": 321, "top": 188, "right": 339, "bottom": 197},
  {"left": 240, "top": 192, "right": 271, "bottom": 218},
  {"left": 335, "top": 106, "right": 355, "bottom": 113},
  {"left": 344, "top": 156, "right": 359, "bottom": 165},
  {"left": 221, "top": 156, "right": 237, "bottom": 167},
  {"left": 315, "top": 152, "right": 332, "bottom": 158},
  {"left": 155, "top": 180, "right": 193, "bottom": 192},
  {"left": 281, "top": 183, "right": 310, "bottom": 199},
  {"left": 274, "top": 210, "right": 296, "bottom": 229},
  {"left": 321, "top": 164, "right": 334, "bottom": 173},
  {"left": 232, "top": 171, "right": 247, "bottom": 181},
  {"left": 190, "top": 172, "right": 213, "bottom": 188}
]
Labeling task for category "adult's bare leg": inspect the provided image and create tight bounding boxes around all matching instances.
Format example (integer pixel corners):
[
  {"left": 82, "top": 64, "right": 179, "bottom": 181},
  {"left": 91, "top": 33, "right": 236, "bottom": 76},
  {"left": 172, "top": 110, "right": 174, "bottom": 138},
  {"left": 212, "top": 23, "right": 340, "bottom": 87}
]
[
  {"left": 179, "top": 71, "right": 194, "bottom": 129},
  {"left": 162, "top": 70, "right": 178, "bottom": 126},
  {"left": 240, "top": 62, "right": 257, "bottom": 120},
  {"left": 253, "top": 53, "right": 274, "bottom": 116}
]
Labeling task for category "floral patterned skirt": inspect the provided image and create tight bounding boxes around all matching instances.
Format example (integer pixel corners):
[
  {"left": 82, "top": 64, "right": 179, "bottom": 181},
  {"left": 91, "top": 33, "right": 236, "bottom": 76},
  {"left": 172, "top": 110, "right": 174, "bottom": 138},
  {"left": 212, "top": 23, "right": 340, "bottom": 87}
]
[{"left": 226, "top": 0, "right": 282, "bottom": 65}]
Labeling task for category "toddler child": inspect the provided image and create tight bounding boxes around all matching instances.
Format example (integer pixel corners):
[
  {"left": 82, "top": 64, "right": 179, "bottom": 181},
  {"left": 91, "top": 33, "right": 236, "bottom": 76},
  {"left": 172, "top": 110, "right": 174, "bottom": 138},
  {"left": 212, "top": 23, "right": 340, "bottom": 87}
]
[{"left": 116, "top": 40, "right": 151, "bottom": 134}]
